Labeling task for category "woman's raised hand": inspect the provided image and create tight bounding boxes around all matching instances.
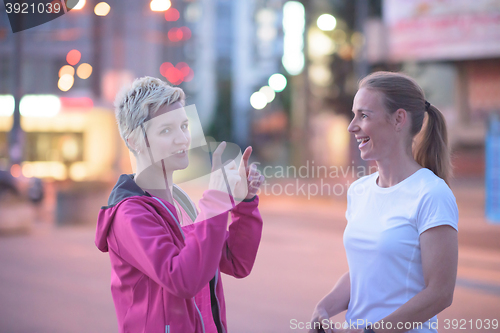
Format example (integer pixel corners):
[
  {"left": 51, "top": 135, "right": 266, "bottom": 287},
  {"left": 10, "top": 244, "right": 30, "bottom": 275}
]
[
  {"left": 208, "top": 142, "right": 242, "bottom": 194},
  {"left": 238, "top": 146, "right": 264, "bottom": 200}
]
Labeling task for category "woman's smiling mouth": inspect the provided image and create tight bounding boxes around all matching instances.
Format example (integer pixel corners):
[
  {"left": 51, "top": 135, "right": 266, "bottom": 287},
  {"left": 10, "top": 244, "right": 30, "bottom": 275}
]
[{"left": 356, "top": 137, "right": 370, "bottom": 148}]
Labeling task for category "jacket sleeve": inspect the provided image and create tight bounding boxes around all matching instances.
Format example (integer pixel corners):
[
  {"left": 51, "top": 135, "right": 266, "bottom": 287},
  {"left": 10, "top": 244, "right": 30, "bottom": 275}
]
[
  {"left": 219, "top": 195, "right": 263, "bottom": 278},
  {"left": 109, "top": 190, "right": 232, "bottom": 299}
]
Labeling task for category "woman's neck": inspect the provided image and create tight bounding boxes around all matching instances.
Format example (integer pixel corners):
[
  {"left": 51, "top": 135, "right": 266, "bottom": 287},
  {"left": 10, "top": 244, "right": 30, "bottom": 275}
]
[
  {"left": 375, "top": 153, "right": 422, "bottom": 188},
  {"left": 134, "top": 162, "right": 175, "bottom": 204}
]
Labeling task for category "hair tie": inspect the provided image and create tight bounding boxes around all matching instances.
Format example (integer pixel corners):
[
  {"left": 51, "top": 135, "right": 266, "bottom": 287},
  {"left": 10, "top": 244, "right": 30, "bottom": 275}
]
[{"left": 424, "top": 101, "right": 431, "bottom": 111}]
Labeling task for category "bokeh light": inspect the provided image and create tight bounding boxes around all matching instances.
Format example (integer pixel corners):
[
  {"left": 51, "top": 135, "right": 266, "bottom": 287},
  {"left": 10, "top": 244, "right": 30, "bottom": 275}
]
[
  {"left": 94, "top": 2, "right": 110, "bottom": 16},
  {"left": 66, "top": 50, "right": 81, "bottom": 66},
  {"left": 0, "top": 95, "right": 15, "bottom": 116},
  {"left": 180, "top": 27, "right": 191, "bottom": 40},
  {"left": 268, "top": 73, "right": 287, "bottom": 92},
  {"left": 20, "top": 95, "right": 61, "bottom": 117},
  {"left": 58, "top": 74, "right": 75, "bottom": 92},
  {"left": 164, "top": 7, "right": 179, "bottom": 21},
  {"left": 22, "top": 164, "right": 34, "bottom": 178},
  {"left": 259, "top": 86, "right": 276, "bottom": 103},
  {"left": 70, "top": 162, "right": 87, "bottom": 181},
  {"left": 282, "top": 1, "right": 305, "bottom": 75},
  {"left": 72, "top": 0, "right": 85, "bottom": 10},
  {"left": 168, "top": 28, "right": 182, "bottom": 42},
  {"left": 59, "top": 65, "right": 75, "bottom": 78},
  {"left": 317, "top": 14, "right": 337, "bottom": 31},
  {"left": 76, "top": 63, "right": 93, "bottom": 79},
  {"left": 160, "top": 62, "right": 194, "bottom": 85},
  {"left": 150, "top": 0, "right": 171, "bottom": 12},
  {"left": 10, "top": 164, "right": 21, "bottom": 178},
  {"left": 168, "top": 27, "right": 191, "bottom": 42},
  {"left": 250, "top": 92, "right": 267, "bottom": 110}
]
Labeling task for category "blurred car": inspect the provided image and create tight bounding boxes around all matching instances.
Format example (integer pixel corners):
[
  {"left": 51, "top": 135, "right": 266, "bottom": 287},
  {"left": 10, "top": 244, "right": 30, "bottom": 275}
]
[{"left": 0, "top": 170, "right": 44, "bottom": 234}]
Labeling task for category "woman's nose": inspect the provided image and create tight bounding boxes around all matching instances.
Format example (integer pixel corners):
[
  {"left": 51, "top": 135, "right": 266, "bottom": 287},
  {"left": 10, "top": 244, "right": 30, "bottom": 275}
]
[
  {"left": 173, "top": 130, "right": 189, "bottom": 144},
  {"left": 347, "top": 118, "right": 359, "bottom": 133}
]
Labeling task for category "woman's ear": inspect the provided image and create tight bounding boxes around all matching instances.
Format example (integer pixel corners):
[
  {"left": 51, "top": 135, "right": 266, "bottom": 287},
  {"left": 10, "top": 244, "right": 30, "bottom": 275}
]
[
  {"left": 127, "top": 137, "right": 140, "bottom": 154},
  {"left": 394, "top": 108, "right": 407, "bottom": 132}
]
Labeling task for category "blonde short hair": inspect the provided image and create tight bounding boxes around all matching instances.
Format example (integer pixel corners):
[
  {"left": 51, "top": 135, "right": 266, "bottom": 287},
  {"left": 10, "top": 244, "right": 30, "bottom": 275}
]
[{"left": 115, "top": 76, "right": 185, "bottom": 155}]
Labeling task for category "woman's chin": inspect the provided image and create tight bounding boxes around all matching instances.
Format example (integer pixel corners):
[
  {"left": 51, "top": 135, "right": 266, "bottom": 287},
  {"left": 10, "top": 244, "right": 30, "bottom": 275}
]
[
  {"left": 174, "top": 160, "right": 190, "bottom": 171},
  {"left": 360, "top": 151, "right": 375, "bottom": 161}
]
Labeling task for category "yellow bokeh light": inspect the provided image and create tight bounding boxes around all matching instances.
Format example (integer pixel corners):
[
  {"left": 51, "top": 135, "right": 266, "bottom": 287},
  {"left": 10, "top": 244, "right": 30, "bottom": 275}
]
[
  {"left": 58, "top": 74, "right": 74, "bottom": 92},
  {"left": 77, "top": 63, "right": 93, "bottom": 79},
  {"left": 69, "top": 162, "right": 87, "bottom": 181},
  {"left": 22, "top": 163, "right": 34, "bottom": 178},
  {"left": 59, "top": 65, "right": 75, "bottom": 78},
  {"left": 150, "top": 0, "right": 171, "bottom": 12},
  {"left": 94, "top": 2, "right": 110, "bottom": 16}
]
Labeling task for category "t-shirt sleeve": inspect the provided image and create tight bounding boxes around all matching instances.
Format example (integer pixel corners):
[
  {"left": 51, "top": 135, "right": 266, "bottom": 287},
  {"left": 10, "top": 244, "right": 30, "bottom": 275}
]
[{"left": 416, "top": 180, "right": 459, "bottom": 235}]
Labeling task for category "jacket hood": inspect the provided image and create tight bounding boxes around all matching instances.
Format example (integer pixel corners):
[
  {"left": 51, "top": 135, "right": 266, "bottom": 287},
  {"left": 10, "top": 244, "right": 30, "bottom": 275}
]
[{"left": 95, "top": 174, "right": 150, "bottom": 252}]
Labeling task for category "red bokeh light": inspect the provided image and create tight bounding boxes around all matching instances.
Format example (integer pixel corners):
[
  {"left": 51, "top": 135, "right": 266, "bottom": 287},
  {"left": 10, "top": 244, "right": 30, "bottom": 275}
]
[
  {"left": 168, "top": 28, "right": 181, "bottom": 42},
  {"left": 184, "top": 68, "right": 194, "bottom": 82},
  {"left": 60, "top": 97, "right": 94, "bottom": 110},
  {"left": 66, "top": 49, "right": 81, "bottom": 66},
  {"left": 165, "top": 8, "right": 180, "bottom": 21},
  {"left": 160, "top": 62, "right": 194, "bottom": 85},
  {"left": 10, "top": 164, "right": 21, "bottom": 178},
  {"left": 180, "top": 27, "right": 191, "bottom": 40},
  {"left": 160, "top": 62, "right": 174, "bottom": 77},
  {"left": 168, "top": 27, "right": 191, "bottom": 42}
]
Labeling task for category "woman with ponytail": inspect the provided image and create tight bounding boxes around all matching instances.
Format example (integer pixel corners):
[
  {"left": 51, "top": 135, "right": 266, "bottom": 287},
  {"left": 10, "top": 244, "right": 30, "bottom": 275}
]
[{"left": 310, "top": 72, "right": 458, "bottom": 333}]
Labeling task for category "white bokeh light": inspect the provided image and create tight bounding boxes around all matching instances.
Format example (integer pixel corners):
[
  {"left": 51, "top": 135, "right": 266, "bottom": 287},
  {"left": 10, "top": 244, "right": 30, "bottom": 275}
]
[
  {"left": 259, "top": 86, "right": 276, "bottom": 103},
  {"left": 20, "top": 95, "right": 61, "bottom": 117},
  {"left": 317, "top": 14, "right": 337, "bottom": 31},
  {"left": 250, "top": 92, "right": 268, "bottom": 110},
  {"left": 268, "top": 73, "right": 287, "bottom": 92}
]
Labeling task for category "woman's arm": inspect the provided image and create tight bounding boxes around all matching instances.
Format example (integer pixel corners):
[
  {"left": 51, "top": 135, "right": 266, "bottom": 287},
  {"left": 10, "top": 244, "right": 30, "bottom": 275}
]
[
  {"left": 339, "top": 225, "right": 458, "bottom": 333},
  {"left": 218, "top": 195, "right": 263, "bottom": 278},
  {"left": 371, "top": 225, "right": 458, "bottom": 333},
  {"left": 219, "top": 147, "right": 264, "bottom": 278},
  {"left": 309, "top": 271, "right": 351, "bottom": 333}
]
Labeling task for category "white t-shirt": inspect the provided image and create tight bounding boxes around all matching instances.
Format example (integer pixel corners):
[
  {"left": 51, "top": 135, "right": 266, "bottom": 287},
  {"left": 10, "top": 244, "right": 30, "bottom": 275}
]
[{"left": 343, "top": 168, "right": 458, "bottom": 333}]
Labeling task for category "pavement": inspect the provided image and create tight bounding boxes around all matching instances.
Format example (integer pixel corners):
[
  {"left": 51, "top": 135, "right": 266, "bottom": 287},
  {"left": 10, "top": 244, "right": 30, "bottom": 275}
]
[{"left": 0, "top": 177, "right": 498, "bottom": 332}]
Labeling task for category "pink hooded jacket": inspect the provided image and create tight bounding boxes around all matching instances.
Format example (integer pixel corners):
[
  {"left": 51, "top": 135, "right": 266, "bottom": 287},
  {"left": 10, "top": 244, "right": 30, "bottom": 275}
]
[{"left": 95, "top": 174, "right": 263, "bottom": 333}]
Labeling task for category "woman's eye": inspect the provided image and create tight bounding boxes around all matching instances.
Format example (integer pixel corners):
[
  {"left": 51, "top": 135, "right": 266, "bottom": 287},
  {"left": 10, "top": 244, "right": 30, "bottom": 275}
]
[
  {"left": 161, "top": 128, "right": 170, "bottom": 134},
  {"left": 181, "top": 124, "right": 188, "bottom": 130}
]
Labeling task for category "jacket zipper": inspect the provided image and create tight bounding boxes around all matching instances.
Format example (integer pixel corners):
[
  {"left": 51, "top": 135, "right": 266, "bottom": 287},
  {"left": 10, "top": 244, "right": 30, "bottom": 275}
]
[
  {"left": 153, "top": 197, "right": 205, "bottom": 333},
  {"left": 213, "top": 269, "right": 226, "bottom": 333}
]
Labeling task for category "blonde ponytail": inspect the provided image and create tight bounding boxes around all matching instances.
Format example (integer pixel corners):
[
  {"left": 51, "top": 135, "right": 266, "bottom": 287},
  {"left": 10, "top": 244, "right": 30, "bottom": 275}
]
[{"left": 414, "top": 104, "right": 452, "bottom": 184}]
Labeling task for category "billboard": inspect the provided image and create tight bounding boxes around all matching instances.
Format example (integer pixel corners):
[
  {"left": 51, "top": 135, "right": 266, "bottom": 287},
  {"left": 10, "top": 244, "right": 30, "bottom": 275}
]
[{"left": 383, "top": 0, "right": 500, "bottom": 61}]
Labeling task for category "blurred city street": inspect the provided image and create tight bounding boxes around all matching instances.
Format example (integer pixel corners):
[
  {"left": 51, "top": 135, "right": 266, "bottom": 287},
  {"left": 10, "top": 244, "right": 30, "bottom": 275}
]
[{"left": 0, "top": 178, "right": 499, "bottom": 333}]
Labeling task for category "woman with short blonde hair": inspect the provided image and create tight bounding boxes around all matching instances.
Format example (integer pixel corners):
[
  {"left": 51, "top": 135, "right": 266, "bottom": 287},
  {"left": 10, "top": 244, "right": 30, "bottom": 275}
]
[{"left": 96, "top": 76, "right": 265, "bottom": 333}]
